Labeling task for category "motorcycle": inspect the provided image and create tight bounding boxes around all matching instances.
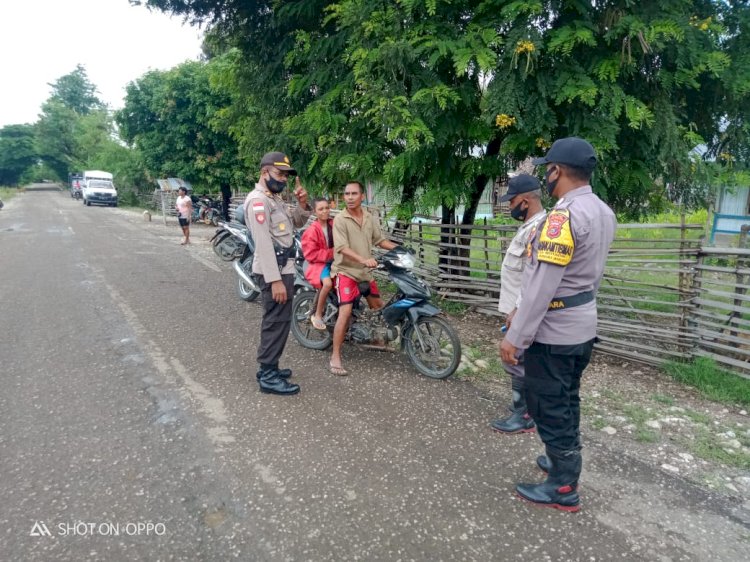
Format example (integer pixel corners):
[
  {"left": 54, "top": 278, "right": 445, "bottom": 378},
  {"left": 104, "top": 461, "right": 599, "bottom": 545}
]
[
  {"left": 190, "top": 195, "right": 221, "bottom": 225},
  {"left": 210, "top": 221, "right": 248, "bottom": 262},
  {"left": 290, "top": 246, "right": 461, "bottom": 379}
]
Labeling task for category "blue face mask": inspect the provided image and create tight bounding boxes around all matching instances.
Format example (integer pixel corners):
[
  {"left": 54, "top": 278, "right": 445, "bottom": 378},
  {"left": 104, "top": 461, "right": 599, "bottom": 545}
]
[{"left": 544, "top": 167, "right": 559, "bottom": 196}]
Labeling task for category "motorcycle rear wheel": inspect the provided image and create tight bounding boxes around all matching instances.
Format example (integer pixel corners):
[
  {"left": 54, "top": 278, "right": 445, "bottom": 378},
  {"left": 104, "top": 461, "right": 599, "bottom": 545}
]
[
  {"left": 212, "top": 232, "right": 241, "bottom": 261},
  {"left": 291, "top": 290, "right": 333, "bottom": 350},
  {"left": 403, "top": 316, "right": 461, "bottom": 379}
]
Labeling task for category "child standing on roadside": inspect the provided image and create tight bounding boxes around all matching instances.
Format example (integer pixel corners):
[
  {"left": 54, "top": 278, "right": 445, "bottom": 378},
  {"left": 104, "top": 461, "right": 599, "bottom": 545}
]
[{"left": 301, "top": 197, "right": 335, "bottom": 330}]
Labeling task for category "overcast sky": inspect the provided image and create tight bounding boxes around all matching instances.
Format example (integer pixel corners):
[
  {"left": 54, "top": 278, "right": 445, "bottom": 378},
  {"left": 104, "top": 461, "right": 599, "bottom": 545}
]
[{"left": 0, "top": 0, "right": 204, "bottom": 128}]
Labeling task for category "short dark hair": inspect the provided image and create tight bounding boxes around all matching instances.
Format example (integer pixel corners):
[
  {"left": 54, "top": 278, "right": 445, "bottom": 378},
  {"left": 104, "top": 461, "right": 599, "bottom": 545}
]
[
  {"left": 312, "top": 196, "right": 329, "bottom": 209},
  {"left": 559, "top": 164, "right": 592, "bottom": 182},
  {"left": 344, "top": 180, "right": 364, "bottom": 194},
  {"left": 178, "top": 187, "right": 187, "bottom": 194}
]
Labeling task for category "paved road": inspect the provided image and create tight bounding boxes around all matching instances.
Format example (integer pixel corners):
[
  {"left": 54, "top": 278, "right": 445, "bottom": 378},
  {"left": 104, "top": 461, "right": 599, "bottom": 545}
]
[{"left": 1, "top": 193, "right": 748, "bottom": 561}]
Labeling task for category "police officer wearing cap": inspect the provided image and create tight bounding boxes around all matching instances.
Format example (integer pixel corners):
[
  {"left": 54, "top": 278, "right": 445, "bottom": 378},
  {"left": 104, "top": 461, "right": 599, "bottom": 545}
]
[
  {"left": 492, "top": 174, "right": 546, "bottom": 434},
  {"left": 244, "top": 151, "right": 312, "bottom": 395},
  {"left": 500, "top": 137, "right": 616, "bottom": 512}
]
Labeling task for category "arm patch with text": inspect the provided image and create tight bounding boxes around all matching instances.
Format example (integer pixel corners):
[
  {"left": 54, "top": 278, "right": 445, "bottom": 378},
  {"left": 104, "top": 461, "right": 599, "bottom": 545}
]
[{"left": 537, "top": 209, "right": 574, "bottom": 266}]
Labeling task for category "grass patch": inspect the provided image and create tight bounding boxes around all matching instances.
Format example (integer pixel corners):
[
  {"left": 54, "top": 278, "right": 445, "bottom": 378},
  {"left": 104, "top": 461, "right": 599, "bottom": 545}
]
[
  {"left": 652, "top": 393, "right": 675, "bottom": 406},
  {"left": 664, "top": 357, "right": 750, "bottom": 407},
  {"left": 439, "top": 299, "right": 469, "bottom": 315},
  {"left": 591, "top": 417, "right": 607, "bottom": 430},
  {"left": 0, "top": 187, "right": 21, "bottom": 201},
  {"left": 622, "top": 404, "right": 652, "bottom": 425},
  {"left": 688, "top": 429, "right": 750, "bottom": 470},
  {"left": 682, "top": 409, "right": 712, "bottom": 425},
  {"left": 636, "top": 428, "right": 659, "bottom": 443}
]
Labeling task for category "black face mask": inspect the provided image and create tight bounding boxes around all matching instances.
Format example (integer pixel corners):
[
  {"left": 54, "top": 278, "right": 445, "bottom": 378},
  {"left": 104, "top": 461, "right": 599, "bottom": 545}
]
[
  {"left": 510, "top": 201, "right": 528, "bottom": 222},
  {"left": 265, "top": 175, "right": 287, "bottom": 194},
  {"left": 544, "top": 167, "right": 558, "bottom": 197}
]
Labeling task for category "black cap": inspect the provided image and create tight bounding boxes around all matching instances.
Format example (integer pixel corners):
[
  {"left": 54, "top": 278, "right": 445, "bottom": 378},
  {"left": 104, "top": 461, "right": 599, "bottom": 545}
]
[
  {"left": 532, "top": 137, "right": 597, "bottom": 171},
  {"left": 499, "top": 173, "right": 541, "bottom": 202},
  {"left": 260, "top": 151, "right": 297, "bottom": 175}
]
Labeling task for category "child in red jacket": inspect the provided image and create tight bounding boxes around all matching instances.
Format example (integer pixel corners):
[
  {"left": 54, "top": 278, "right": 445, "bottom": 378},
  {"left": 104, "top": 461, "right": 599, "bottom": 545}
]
[{"left": 301, "top": 197, "right": 335, "bottom": 330}]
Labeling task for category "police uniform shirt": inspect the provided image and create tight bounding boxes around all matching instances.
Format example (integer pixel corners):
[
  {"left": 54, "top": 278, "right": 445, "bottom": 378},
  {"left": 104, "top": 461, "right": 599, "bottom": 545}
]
[
  {"left": 244, "top": 183, "right": 311, "bottom": 283},
  {"left": 505, "top": 185, "right": 616, "bottom": 349},
  {"left": 498, "top": 210, "right": 547, "bottom": 315}
]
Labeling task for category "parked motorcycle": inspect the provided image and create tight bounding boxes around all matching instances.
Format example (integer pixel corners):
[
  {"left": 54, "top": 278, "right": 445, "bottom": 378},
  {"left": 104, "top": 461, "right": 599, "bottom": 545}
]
[
  {"left": 290, "top": 246, "right": 461, "bottom": 379},
  {"left": 189, "top": 195, "right": 221, "bottom": 225},
  {"left": 210, "top": 221, "right": 247, "bottom": 262}
]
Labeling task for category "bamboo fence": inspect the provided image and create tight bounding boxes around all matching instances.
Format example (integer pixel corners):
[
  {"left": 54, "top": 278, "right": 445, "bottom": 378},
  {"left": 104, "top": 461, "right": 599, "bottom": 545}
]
[{"left": 390, "top": 218, "right": 750, "bottom": 379}]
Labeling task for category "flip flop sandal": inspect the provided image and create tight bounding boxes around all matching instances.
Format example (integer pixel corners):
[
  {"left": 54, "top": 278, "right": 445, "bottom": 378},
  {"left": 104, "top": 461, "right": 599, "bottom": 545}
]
[{"left": 311, "top": 316, "right": 326, "bottom": 330}]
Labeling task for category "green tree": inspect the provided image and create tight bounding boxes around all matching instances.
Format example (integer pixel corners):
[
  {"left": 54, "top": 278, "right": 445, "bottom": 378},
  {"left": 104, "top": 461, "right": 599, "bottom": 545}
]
[
  {"left": 35, "top": 65, "right": 107, "bottom": 180},
  {"left": 0, "top": 124, "right": 38, "bottom": 186},
  {"left": 48, "top": 64, "right": 104, "bottom": 115},
  {"left": 116, "top": 59, "right": 248, "bottom": 190}
]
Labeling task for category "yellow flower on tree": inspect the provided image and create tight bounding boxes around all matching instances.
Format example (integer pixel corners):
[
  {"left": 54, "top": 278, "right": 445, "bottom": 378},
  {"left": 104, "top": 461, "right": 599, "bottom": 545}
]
[
  {"left": 511, "top": 40, "right": 536, "bottom": 73},
  {"left": 515, "top": 40, "right": 535, "bottom": 55},
  {"left": 495, "top": 114, "right": 516, "bottom": 129},
  {"left": 535, "top": 137, "right": 551, "bottom": 149}
]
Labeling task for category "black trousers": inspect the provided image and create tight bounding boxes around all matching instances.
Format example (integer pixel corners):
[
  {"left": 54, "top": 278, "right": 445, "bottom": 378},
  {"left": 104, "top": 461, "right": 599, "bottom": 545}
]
[
  {"left": 523, "top": 339, "right": 595, "bottom": 455},
  {"left": 257, "top": 274, "right": 295, "bottom": 367}
]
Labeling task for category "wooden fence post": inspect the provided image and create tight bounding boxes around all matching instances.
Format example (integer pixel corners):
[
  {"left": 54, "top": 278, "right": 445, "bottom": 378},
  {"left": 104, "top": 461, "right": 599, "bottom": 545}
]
[{"left": 731, "top": 225, "right": 750, "bottom": 340}]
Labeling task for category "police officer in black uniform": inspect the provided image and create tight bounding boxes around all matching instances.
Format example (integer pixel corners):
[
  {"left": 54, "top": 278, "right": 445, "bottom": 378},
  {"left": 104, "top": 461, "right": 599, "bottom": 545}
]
[
  {"left": 501, "top": 138, "right": 616, "bottom": 512},
  {"left": 244, "top": 152, "right": 311, "bottom": 395}
]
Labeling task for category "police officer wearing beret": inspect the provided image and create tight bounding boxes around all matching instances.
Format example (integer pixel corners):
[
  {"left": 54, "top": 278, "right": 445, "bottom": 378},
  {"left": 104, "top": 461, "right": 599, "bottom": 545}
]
[
  {"left": 500, "top": 137, "right": 616, "bottom": 511},
  {"left": 492, "top": 174, "right": 546, "bottom": 434},
  {"left": 244, "top": 152, "right": 312, "bottom": 395}
]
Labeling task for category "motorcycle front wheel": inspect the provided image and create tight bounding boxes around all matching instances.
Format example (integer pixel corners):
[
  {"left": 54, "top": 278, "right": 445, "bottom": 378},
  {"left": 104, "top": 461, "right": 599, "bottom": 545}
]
[
  {"left": 403, "top": 316, "right": 461, "bottom": 379},
  {"left": 290, "top": 290, "right": 333, "bottom": 350}
]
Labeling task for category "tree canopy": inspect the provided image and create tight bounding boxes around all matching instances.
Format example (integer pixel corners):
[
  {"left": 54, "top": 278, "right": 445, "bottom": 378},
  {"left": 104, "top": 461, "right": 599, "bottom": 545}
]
[
  {"left": 125, "top": 1, "right": 749, "bottom": 218},
  {"left": 116, "top": 58, "right": 250, "bottom": 190},
  {"left": 0, "top": 124, "right": 38, "bottom": 186}
]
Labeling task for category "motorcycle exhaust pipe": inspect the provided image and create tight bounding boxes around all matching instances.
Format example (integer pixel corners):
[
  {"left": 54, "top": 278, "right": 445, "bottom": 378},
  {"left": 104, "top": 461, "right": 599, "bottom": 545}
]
[{"left": 233, "top": 260, "right": 261, "bottom": 292}]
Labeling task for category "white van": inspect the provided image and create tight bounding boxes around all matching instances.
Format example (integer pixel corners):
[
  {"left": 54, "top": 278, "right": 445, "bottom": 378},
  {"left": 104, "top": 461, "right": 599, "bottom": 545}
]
[{"left": 82, "top": 170, "right": 118, "bottom": 207}]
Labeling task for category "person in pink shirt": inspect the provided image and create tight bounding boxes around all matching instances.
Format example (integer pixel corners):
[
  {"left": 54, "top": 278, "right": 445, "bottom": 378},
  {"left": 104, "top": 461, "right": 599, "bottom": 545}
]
[
  {"left": 301, "top": 197, "right": 335, "bottom": 330},
  {"left": 175, "top": 187, "right": 193, "bottom": 245}
]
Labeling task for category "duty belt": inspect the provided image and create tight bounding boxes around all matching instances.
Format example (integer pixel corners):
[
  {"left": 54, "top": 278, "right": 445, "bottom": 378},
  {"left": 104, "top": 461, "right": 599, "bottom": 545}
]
[{"left": 548, "top": 290, "right": 594, "bottom": 311}]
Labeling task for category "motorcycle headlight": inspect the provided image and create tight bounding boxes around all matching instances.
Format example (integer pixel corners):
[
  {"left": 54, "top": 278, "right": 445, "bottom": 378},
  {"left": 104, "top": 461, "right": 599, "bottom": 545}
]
[{"left": 389, "top": 252, "right": 416, "bottom": 269}]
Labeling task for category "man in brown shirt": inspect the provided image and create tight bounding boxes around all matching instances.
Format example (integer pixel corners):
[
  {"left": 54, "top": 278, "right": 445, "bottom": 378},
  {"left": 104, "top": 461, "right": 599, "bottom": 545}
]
[{"left": 329, "top": 181, "right": 397, "bottom": 375}]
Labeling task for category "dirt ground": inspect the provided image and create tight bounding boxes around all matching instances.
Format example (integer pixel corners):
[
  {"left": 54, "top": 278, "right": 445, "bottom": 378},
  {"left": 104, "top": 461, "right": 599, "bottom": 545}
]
[{"left": 449, "top": 309, "right": 750, "bottom": 506}]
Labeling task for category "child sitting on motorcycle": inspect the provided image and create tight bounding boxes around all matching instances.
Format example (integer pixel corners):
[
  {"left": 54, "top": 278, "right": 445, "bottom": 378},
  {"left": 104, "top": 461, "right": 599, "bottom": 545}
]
[{"left": 301, "top": 197, "right": 335, "bottom": 330}]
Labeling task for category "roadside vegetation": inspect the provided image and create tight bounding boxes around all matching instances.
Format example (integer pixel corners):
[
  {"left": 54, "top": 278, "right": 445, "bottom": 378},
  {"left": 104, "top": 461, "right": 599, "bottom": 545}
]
[{"left": 0, "top": 186, "right": 21, "bottom": 201}]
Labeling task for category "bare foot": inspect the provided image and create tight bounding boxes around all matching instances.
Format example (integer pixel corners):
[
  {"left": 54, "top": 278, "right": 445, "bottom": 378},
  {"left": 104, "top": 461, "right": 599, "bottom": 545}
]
[{"left": 329, "top": 362, "right": 348, "bottom": 376}]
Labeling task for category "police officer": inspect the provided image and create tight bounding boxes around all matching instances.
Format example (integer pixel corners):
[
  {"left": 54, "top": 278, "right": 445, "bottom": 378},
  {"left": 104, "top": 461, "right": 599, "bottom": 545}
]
[
  {"left": 500, "top": 137, "right": 616, "bottom": 512},
  {"left": 244, "top": 151, "right": 311, "bottom": 395},
  {"left": 492, "top": 174, "right": 546, "bottom": 434}
]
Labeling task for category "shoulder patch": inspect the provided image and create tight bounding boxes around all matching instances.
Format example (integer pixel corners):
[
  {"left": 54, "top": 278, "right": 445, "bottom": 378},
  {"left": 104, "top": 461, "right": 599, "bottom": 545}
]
[
  {"left": 252, "top": 201, "right": 266, "bottom": 224},
  {"left": 537, "top": 209, "right": 574, "bottom": 266}
]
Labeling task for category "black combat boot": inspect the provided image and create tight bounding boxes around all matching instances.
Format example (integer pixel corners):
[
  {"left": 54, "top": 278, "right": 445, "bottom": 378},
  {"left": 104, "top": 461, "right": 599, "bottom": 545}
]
[
  {"left": 257, "top": 366, "right": 300, "bottom": 396},
  {"left": 516, "top": 451, "right": 582, "bottom": 512},
  {"left": 491, "top": 381, "right": 535, "bottom": 434},
  {"left": 537, "top": 436, "right": 581, "bottom": 476},
  {"left": 536, "top": 455, "right": 552, "bottom": 474},
  {"left": 256, "top": 365, "right": 292, "bottom": 380}
]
